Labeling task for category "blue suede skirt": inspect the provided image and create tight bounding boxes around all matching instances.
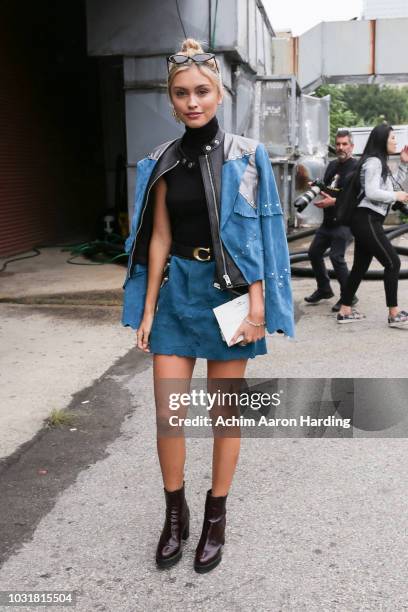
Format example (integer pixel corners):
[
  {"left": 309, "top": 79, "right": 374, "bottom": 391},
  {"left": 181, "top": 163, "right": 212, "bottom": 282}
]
[{"left": 149, "top": 255, "right": 267, "bottom": 360}]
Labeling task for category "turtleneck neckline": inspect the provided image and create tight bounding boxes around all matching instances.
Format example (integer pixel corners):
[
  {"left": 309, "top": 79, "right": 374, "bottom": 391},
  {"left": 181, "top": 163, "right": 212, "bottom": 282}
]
[{"left": 182, "top": 116, "right": 219, "bottom": 152}]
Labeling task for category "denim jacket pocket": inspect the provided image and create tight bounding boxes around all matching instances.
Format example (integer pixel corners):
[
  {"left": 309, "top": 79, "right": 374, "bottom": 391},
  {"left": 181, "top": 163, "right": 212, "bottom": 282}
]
[
  {"left": 229, "top": 192, "right": 263, "bottom": 258},
  {"left": 259, "top": 201, "right": 282, "bottom": 216},
  {"left": 233, "top": 192, "right": 258, "bottom": 218}
]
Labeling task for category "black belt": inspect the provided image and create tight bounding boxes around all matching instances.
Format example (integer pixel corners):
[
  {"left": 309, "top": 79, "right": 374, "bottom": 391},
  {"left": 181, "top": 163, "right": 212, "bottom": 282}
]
[{"left": 171, "top": 242, "right": 214, "bottom": 262}]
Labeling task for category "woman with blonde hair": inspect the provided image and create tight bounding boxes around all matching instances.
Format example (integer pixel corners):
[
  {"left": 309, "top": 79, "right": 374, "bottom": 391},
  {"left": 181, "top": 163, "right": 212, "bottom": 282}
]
[{"left": 122, "top": 38, "right": 294, "bottom": 573}]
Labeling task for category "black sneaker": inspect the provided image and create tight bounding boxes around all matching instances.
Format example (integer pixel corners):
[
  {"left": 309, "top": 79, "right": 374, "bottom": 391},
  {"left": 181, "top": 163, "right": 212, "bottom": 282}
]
[
  {"left": 331, "top": 296, "right": 359, "bottom": 313},
  {"left": 304, "top": 288, "right": 334, "bottom": 304}
]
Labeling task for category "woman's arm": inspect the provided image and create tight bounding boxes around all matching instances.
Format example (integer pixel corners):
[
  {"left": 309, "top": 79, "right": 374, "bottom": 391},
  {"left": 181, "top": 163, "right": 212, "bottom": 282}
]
[
  {"left": 248, "top": 281, "right": 265, "bottom": 322},
  {"left": 395, "top": 163, "right": 408, "bottom": 186},
  {"left": 395, "top": 145, "right": 408, "bottom": 186},
  {"left": 229, "top": 280, "right": 265, "bottom": 346},
  {"left": 363, "top": 157, "right": 397, "bottom": 204},
  {"left": 144, "top": 178, "right": 172, "bottom": 315},
  {"left": 136, "top": 177, "right": 171, "bottom": 351}
]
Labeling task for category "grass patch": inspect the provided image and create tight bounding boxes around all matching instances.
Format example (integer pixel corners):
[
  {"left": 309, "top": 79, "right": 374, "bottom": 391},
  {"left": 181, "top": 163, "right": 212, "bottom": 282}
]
[{"left": 46, "top": 409, "right": 76, "bottom": 428}]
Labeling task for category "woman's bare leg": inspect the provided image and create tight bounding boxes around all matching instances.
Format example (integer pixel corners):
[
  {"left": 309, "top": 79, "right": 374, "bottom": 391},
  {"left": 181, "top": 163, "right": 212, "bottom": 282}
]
[
  {"left": 153, "top": 354, "right": 196, "bottom": 492},
  {"left": 207, "top": 358, "right": 248, "bottom": 497}
]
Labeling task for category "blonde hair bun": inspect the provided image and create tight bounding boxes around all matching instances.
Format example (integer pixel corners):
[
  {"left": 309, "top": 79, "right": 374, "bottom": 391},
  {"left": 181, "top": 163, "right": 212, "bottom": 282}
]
[
  {"left": 167, "top": 38, "right": 223, "bottom": 98},
  {"left": 180, "top": 38, "right": 204, "bottom": 55}
]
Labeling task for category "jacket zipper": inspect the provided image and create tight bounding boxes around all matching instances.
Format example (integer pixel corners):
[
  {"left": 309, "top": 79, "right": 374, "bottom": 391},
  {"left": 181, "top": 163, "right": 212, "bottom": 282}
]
[
  {"left": 204, "top": 154, "right": 232, "bottom": 288},
  {"left": 126, "top": 160, "right": 180, "bottom": 281}
]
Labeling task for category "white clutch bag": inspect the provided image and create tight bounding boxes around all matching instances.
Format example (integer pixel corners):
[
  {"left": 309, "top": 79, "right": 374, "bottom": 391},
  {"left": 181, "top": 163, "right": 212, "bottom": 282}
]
[{"left": 212, "top": 293, "right": 250, "bottom": 346}]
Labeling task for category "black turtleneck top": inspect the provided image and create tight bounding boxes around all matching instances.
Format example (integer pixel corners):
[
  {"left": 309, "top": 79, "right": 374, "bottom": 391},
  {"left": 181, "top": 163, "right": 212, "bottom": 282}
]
[{"left": 163, "top": 116, "right": 219, "bottom": 248}]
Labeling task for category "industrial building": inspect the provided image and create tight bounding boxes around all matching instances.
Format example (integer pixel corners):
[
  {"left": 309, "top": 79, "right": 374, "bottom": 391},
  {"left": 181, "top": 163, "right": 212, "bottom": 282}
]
[
  {"left": 362, "top": 0, "right": 408, "bottom": 20},
  {"left": 1, "top": 1, "right": 407, "bottom": 258}
]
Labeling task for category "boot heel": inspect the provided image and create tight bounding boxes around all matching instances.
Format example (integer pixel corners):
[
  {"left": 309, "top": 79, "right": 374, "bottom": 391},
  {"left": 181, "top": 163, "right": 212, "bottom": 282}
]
[{"left": 182, "top": 522, "right": 189, "bottom": 540}]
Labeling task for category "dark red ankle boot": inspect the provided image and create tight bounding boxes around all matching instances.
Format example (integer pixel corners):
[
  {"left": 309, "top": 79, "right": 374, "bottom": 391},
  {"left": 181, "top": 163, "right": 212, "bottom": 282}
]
[
  {"left": 194, "top": 489, "right": 227, "bottom": 573},
  {"left": 155, "top": 482, "right": 190, "bottom": 569}
]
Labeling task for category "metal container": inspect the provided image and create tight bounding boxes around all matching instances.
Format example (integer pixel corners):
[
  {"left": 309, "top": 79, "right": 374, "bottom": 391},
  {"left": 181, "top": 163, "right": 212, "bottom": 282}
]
[
  {"left": 248, "top": 76, "right": 300, "bottom": 157},
  {"left": 248, "top": 76, "right": 330, "bottom": 225}
]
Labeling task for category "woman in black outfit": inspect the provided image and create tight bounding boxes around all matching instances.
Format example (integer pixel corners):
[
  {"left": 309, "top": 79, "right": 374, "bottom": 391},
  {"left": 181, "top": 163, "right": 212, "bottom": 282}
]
[
  {"left": 122, "top": 37, "right": 294, "bottom": 574},
  {"left": 337, "top": 124, "right": 408, "bottom": 328}
]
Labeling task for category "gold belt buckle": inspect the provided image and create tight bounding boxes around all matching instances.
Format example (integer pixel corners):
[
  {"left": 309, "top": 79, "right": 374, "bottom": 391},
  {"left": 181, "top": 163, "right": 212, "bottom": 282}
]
[{"left": 193, "top": 246, "right": 211, "bottom": 262}]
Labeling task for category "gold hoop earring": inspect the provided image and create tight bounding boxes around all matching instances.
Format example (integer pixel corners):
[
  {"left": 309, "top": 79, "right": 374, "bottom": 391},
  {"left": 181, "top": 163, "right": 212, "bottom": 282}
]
[{"left": 172, "top": 107, "right": 181, "bottom": 123}]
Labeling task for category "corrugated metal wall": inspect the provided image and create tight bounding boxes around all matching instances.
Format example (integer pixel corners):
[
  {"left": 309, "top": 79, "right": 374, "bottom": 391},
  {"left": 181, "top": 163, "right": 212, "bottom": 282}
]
[
  {"left": 0, "top": 1, "right": 107, "bottom": 258},
  {"left": 0, "top": 17, "right": 56, "bottom": 256}
]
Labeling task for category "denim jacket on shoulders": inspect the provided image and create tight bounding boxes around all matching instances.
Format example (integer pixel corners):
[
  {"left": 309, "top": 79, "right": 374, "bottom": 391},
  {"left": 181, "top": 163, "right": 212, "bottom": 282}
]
[{"left": 122, "top": 133, "right": 295, "bottom": 338}]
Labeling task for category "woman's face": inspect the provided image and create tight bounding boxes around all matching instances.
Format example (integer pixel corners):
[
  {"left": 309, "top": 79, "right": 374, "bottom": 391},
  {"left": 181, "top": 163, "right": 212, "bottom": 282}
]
[
  {"left": 170, "top": 64, "right": 222, "bottom": 129},
  {"left": 387, "top": 130, "right": 397, "bottom": 155}
]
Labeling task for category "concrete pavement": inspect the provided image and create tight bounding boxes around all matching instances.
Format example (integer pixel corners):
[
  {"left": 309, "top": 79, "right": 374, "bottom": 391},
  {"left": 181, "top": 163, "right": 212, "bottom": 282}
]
[
  {"left": 0, "top": 248, "right": 134, "bottom": 459},
  {"left": 0, "top": 352, "right": 407, "bottom": 611},
  {"left": 0, "top": 244, "right": 408, "bottom": 611}
]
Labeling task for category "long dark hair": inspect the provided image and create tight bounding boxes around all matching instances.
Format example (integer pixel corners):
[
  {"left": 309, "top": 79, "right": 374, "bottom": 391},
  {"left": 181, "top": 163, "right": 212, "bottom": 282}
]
[{"left": 358, "top": 123, "right": 393, "bottom": 181}]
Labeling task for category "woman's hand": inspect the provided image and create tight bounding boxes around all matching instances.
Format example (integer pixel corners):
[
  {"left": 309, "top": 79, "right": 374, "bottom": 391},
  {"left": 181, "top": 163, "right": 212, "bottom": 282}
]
[
  {"left": 400, "top": 145, "right": 408, "bottom": 164},
  {"left": 136, "top": 312, "right": 154, "bottom": 353},
  {"left": 230, "top": 281, "right": 266, "bottom": 346},
  {"left": 395, "top": 191, "right": 408, "bottom": 203},
  {"left": 229, "top": 311, "right": 266, "bottom": 347}
]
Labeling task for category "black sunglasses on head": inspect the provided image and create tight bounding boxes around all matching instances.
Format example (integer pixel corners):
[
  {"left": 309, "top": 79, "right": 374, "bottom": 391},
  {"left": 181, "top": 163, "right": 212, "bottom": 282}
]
[{"left": 167, "top": 53, "right": 219, "bottom": 73}]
